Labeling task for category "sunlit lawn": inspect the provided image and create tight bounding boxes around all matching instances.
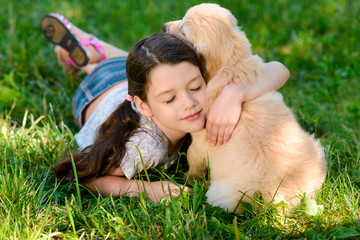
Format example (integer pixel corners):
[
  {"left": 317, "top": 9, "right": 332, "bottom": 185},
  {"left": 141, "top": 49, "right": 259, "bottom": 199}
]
[{"left": 0, "top": 0, "right": 359, "bottom": 239}]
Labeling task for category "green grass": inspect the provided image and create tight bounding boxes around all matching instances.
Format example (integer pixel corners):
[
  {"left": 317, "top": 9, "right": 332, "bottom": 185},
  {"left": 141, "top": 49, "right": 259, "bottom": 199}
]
[{"left": 1, "top": 0, "right": 359, "bottom": 239}]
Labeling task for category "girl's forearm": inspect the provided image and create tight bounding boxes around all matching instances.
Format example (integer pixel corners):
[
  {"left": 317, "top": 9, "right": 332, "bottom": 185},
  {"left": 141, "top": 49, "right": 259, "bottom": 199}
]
[
  {"left": 84, "top": 175, "right": 188, "bottom": 202},
  {"left": 223, "top": 61, "right": 290, "bottom": 104},
  {"left": 85, "top": 175, "right": 144, "bottom": 198},
  {"left": 242, "top": 61, "right": 290, "bottom": 102}
]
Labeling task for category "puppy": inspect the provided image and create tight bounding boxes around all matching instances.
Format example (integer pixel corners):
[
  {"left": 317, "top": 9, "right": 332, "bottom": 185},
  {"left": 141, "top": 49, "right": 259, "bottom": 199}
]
[{"left": 164, "top": 3, "right": 327, "bottom": 214}]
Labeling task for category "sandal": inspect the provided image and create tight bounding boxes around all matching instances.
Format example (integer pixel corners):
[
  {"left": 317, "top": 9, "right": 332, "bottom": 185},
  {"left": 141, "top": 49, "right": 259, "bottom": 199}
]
[
  {"left": 54, "top": 45, "right": 79, "bottom": 73},
  {"left": 41, "top": 13, "right": 106, "bottom": 67}
]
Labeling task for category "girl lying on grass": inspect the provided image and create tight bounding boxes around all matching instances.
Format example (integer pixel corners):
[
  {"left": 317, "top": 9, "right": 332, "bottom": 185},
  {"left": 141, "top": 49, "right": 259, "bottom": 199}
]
[{"left": 41, "top": 14, "right": 290, "bottom": 202}]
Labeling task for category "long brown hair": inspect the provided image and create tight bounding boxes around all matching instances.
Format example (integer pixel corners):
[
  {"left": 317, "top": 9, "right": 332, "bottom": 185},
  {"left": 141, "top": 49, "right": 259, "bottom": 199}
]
[{"left": 54, "top": 33, "right": 207, "bottom": 183}]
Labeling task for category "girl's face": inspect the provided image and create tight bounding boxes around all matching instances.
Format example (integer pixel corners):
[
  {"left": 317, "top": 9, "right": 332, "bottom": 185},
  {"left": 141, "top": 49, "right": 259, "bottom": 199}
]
[{"left": 138, "top": 61, "right": 207, "bottom": 141}]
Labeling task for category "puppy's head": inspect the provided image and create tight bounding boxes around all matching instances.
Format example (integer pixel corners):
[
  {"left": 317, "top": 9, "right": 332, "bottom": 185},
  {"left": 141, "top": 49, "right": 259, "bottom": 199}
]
[{"left": 164, "top": 3, "right": 252, "bottom": 65}]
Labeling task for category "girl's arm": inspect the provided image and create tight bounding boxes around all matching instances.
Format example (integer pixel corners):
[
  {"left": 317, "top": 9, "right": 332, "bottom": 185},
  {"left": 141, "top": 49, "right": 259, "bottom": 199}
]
[
  {"left": 206, "top": 61, "right": 290, "bottom": 146},
  {"left": 85, "top": 167, "right": 189, "bottom": 202}
]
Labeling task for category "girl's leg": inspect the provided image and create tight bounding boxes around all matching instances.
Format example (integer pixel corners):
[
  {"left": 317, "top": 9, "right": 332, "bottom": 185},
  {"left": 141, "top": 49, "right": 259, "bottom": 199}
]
[
  {"left": 41, "top": 13, "right": 128, "bottom": 75},
  {"left": 55, "top": 24, "right": 128, "bottom": 75},
  {"left": 42, "top": 14, "right": 128, "bottom": 127}
]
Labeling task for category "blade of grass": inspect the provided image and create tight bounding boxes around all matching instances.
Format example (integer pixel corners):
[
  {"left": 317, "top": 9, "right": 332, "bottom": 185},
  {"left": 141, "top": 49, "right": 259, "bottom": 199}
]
[
  {"left": 69, "top": 151, "right": 82, "bottom": 207},
  {"left": 344, "top": 193, "right": 360, "bottom": 229}
]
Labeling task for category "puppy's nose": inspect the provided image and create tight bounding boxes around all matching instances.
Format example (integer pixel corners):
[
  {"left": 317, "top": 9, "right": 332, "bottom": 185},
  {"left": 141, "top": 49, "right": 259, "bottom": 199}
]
[{"left": 162, "top": 23, "right": 167, "bottom": 32}]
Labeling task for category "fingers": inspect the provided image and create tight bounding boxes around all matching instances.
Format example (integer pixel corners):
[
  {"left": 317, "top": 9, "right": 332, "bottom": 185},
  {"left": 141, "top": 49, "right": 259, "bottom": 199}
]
[
  {"left": 167, "top": 183, "right": 190, "bottom": 196},
  {"left": 150, "top": 182, "right": 189, "bottom": 202},
  {"left": 223, "top": 123, "right": 236, "bottom": 143},
  {"left": 212, "top": 125, "right": 226, "bottom": 146},
  {"left": 216, "top": 126, "right": 225, "bottom": 145},
  {"left": 206, "top": 122, "right": 235, "bottom": 146},
  {"left": 206, "top": 124, "right": 217, "bottom": 146},
  {"left": 165, "top": 185, "right": 189, "bottom": 198}
]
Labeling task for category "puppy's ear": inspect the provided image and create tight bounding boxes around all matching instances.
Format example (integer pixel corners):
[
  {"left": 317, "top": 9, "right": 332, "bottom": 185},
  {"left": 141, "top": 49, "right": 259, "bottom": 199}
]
[
  {"left": 193, "top": 23, "right": 226, "bottom": 62},
  {"left": 231, "top": 25, "right": 252, "bottom": 56},
  {"left": 192, "top": 14, "right": 251, "bottom": 61},
  {"left": 188, "top": 18, "right": 216, "bottom": 56}
]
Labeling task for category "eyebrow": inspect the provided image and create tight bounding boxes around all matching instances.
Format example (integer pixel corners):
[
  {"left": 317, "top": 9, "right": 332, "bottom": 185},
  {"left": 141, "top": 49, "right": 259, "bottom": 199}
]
[{"left": 156, "top": 74, "right": 202, "bottom": 97}]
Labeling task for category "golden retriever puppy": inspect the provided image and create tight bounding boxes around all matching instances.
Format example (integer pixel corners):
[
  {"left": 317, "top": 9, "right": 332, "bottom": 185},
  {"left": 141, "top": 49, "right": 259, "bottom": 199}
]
[{"left": 164, "top": 3, "right": 327, "bottom": 214}]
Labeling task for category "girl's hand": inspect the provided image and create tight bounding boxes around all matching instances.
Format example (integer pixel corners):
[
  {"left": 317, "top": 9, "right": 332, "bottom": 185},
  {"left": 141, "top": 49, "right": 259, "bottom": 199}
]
[
  {"left": 85, "top": 176, "right": 189, "bottom": 203},
  {"left": 206, "top": 83, "right": 244, "bottom": 146},
  {"left": 205, "top": 61, "right": 290, "bottom": 146},
  {"left": 146, "top": 181, "right": 190, "bottom": 203}
]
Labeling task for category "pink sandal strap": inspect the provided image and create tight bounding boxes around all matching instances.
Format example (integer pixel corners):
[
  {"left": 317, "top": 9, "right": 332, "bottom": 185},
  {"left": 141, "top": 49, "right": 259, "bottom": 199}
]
[
  {"left": 80, "top": 37, "right": 106, "bottom": 61},
  {"left": 66, "top": 58, "right": 75, "bottom": 66},
  {"left": 54, "top": 13, "right": 73, "bottom": 29},
  {"left": 48, "top": 13, "right": 105, "bottom": 66}
]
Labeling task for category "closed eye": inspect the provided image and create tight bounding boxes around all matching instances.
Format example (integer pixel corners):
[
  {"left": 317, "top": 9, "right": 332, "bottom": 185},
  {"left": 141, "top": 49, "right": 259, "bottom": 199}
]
[
  {"left": 190, "top": 86, "right": 201, "bottom": 91},
  {"left": 166, "top": 96, "right": 175, "bottom": 104},
  {"left": 180, "top": 25, "right": 186, "bottom": 37},
  {"left": 190, "top": 80, "right": 204, "bottom": 91}
]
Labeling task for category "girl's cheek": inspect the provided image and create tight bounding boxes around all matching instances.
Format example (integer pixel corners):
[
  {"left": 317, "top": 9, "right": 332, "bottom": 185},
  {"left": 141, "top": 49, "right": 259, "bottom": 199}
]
[{"left": 200, "top": 91, "right": 207, "bottom": 105}]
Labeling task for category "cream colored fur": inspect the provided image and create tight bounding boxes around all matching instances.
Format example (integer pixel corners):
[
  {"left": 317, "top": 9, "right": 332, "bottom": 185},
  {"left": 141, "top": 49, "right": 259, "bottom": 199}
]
[{"left": 165, "top": 3, "right": 327, "bottom": 214}]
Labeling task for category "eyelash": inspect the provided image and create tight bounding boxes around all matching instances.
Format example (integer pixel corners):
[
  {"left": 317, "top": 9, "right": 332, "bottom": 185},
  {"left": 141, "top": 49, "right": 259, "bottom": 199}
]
[
  {"left": 180, "top": 25, "right": 186, "bottom": 37},
  {"left": 166, "top": 97, "right": 175, "bottom": 104},
  {"left": 166, "top": 85, "right": 202, "bottom": 104},
  {"left": 191, "top": 86, "right": 201, "bottom": 91}
]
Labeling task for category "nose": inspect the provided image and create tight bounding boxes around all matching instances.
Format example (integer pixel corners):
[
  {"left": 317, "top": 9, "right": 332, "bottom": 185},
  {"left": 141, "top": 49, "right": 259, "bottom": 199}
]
[
  {"left": 183, "top": 93, "right": 196, "bottom": 110},
  {"left": 162, "top": 23, "right": 167, "bottom": 33}
]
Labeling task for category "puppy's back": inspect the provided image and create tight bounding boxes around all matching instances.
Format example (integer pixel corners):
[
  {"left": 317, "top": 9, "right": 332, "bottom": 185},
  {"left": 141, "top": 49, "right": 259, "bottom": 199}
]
[{"left": 206, "top": 91, "right": 326, "bottom": 210}]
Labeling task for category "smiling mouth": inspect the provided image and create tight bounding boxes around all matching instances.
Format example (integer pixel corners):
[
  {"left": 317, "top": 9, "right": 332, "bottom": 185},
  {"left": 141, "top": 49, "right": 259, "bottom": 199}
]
[{"left": 182, "top": 110, "right": 202, "bottom": 121}]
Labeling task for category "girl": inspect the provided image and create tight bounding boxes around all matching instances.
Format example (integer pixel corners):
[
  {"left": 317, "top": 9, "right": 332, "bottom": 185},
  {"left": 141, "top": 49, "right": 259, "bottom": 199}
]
[{"left": 41, "top": 14, "right": 290, "bottom": 202}]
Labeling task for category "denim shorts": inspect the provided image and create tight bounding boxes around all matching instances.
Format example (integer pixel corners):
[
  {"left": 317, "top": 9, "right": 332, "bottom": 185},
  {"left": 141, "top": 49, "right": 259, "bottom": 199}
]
[{"left": 73, "top": 56, "right": 128, "bottom": 128}]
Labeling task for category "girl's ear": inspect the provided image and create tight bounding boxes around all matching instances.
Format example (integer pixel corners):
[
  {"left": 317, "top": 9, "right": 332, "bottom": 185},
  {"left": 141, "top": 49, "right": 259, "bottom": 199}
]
[{"left": 134, "top": 96, "right": 153, "bottom": 117}]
